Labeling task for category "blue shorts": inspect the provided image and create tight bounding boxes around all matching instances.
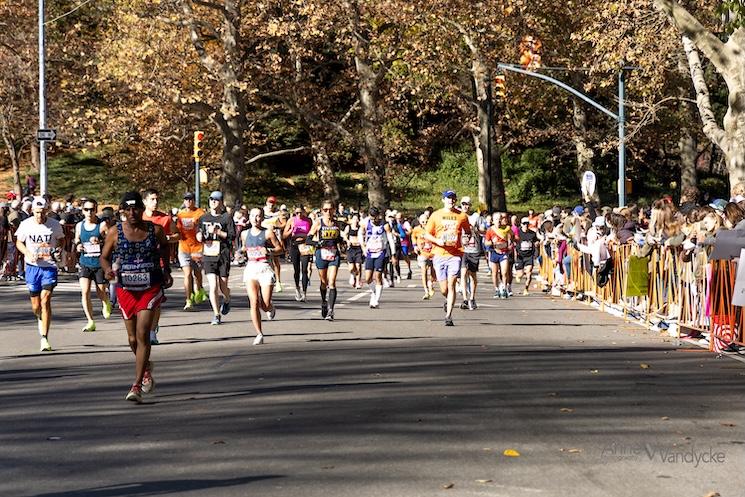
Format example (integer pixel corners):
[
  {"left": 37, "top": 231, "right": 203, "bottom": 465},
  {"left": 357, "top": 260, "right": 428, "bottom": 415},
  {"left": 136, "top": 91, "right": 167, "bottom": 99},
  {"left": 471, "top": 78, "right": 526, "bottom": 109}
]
[
  {"left": 25, "top": 265, "right": 58, "bottom": 295},
  {"left": 433, "top": 255, "right": 462, "bottom": 281},
  {"left": 489, "top": 252, "right": 510, "bottom": 264},
  {"left": 365, "top": 254, "right": 387, "bottom": 272},
  {"left": 315, "top": 249, "right": 341, "bottom": 269},
  {"left": 400, "top": 244, "right": 410, "bottom": 256}
]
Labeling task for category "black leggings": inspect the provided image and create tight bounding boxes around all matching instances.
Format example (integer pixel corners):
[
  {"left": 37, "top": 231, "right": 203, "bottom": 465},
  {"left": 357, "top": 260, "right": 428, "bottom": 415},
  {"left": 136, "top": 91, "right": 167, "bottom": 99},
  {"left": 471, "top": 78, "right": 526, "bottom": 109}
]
[{"left": 289, "top": 244, "right": 311, "bottom": 292}]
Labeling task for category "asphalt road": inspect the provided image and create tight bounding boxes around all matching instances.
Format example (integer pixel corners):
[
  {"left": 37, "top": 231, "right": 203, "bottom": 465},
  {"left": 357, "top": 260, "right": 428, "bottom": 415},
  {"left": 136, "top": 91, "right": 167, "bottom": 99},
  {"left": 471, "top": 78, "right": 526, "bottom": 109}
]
[{"left": 1, "top": 265, "right": 744, "bottom": 497}]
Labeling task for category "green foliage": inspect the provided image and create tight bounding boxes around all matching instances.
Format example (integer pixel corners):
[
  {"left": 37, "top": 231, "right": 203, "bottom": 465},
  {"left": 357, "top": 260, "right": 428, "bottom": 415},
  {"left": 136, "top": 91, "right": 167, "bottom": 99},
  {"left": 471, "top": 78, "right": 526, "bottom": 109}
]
[
  {"left": 718, "top": 1, "right": 745, "bottom": 33},
  {"left": 46, "top": 152, "right": 135, "bottom": 205},
  {"left": 502, "top": 148, "right": 577, "bottom": 202},
  {"left": 699, "top": 176, "right": 729, "bottom": 199}
]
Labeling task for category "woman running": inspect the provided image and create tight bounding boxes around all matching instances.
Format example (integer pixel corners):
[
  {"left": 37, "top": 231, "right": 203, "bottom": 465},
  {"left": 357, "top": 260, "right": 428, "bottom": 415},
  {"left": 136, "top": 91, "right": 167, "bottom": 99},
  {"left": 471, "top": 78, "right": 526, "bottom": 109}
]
[
  {"left": 307, "top": 200, "right": 343, "bottom": 320},
  {"left": 242, "top": 208, "right": 282, "bottom": 345},
  {"left": 344, "top": 213, "right": 364, "bottom": 289},
  {"left": 283, "top": 204, "right": 313, "bottom": 301}
]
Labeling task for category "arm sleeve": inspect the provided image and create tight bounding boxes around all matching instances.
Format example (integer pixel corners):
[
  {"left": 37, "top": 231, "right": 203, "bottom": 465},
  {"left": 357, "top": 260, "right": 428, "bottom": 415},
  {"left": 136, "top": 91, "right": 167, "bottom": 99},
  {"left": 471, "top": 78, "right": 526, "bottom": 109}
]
[{"left": 226, "top": 216, "right": 236, "bottom": 242}]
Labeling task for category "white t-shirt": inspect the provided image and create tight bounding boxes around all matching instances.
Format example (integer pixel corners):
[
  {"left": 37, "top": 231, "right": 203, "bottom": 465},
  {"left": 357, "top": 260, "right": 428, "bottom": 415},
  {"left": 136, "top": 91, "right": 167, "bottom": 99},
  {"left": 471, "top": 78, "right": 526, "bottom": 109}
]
[{"left": 15, "top": 216, "right": 65, "bottom": 268}]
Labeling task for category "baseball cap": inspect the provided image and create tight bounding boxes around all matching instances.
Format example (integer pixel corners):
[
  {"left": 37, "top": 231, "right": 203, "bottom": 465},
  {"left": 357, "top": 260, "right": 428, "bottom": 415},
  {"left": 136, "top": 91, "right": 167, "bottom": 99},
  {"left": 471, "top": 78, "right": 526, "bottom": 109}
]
[
  {"left": 120, "top": 191, "right": 145, "bottom": 210},
  {"left": 183, "top": 192, "right": 196, "bottom": 200},
  {"left": 593, "top": 215, "right": 607, "bottom": 227},
  {"left": 709, "top": 198, "right": 727, "bottom": 211},
  {"left": 209, "top": 191, "right": 223, "bottom": 201},
  {"left": 442, "top": 190, "right": 457, "bottom": 199},
  {"left": 31, "top": 196, "right": 47, "bottom": 211},
  {"left": 461, "top": 196, "right": 472, "bottom": 204},
  {"left": 521, "top": 216, "right": 530, "bottom": 224},
  {"left": 573, "top": 205, "right": 584, "bottom": 215},
  {"left": 267, "top": 196, "right": 277, "bottom": 203},
  {"left": 279, "top": 204, "right": 287, "bottom": 211}
]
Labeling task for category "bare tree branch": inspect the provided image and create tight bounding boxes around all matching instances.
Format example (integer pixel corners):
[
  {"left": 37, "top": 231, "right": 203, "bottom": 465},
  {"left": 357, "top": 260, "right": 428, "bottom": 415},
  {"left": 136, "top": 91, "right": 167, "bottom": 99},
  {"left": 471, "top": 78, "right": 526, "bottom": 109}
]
[{"left": 245, "top": 146, "right": 307, "bottom": 165}]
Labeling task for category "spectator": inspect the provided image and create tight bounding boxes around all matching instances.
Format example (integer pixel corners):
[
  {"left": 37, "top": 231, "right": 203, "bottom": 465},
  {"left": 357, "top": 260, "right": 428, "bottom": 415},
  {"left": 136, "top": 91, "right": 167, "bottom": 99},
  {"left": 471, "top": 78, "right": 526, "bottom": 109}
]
[{"left": 722, "top": 202, "right": 745, "bottom": 229}]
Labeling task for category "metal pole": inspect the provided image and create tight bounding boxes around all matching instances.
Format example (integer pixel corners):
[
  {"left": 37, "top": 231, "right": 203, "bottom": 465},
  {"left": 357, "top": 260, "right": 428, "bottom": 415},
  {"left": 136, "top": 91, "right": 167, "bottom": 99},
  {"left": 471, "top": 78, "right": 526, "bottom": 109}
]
[
  {"left": 486, "top": 71, "right": 493, "bottom": 213},
  {"left": 38, "top": 0, "right": 47, "bottom": 195},
  {"left": 618, "top": 69, "right": 626, "bottom": 207},
  {"left": 195, "top": 159, "right": 200, "bottom": 208}
]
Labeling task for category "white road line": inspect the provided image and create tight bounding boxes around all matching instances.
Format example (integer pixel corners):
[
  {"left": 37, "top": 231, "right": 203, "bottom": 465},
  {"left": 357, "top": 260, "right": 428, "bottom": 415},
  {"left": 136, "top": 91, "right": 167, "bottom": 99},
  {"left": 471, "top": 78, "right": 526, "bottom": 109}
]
[
  {"left": 407, "top": 284, "right": 416, "bottom": 288},
  {"left": 346, "top": 291, "right": 369, "bottom": 302}
]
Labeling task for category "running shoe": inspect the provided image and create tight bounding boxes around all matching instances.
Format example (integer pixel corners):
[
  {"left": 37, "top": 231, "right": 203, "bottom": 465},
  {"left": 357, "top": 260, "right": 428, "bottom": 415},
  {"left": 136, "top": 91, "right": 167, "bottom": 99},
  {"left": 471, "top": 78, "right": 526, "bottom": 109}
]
[
  {"left": 460, "top": 300, "right": 468, "bottom": 310},
  {"left": 295, "top": 288, "right": 302, "bottom": 301},
  {"left": 82, "top": 320, "right": 96, "bottom": 332},
  {"left": 142, "top": 363, "right": 155, "bottom": 394},
  {"left": 40, "top": 336, "right": 52, "bottom": 352},
  {"left": 407, "top": 271, "right": 412, "bottom": 280},
  {"left": 383, "top": 278, "right": 390, "bottom": 288},
  {"left": 253, "top": 333, "right": 264, "bottom": 345},
  {"left": 325, "top": 312, "right": 334, "bottom": 322},
  {"left": 355, "top": 284, "right": 363, "bottom": 289},
  {"left": 194, "top": 288, "right": 208, "bottom": 304},
  {"left": 126, "top": 384, "right": 143, "bottom": 403},
  {"left": 422, "top": 293, "right": 431, "bottom": 300},
  {"left": 508, "top": 289, "right": 514, "bottom": 297},
  {"left": 321, "top": 301, "right": 328, "bottom": 318},
  {"left": 493, "top": 289, "right": 500, "bottom": 299},
  {"left": 183, "top": 299, "right": 194, "bottom": 311},
  {"left": 220, "top": 299, "right": 231, "bottom": 315},
  {"left": 102, "top": 300, "right": 112, "bottom": 319},
  {"left": 266, "top": 305, "right": 276, "bottom": 321},
  {"left": 444, "top": 317, "right": 454, "bottom": 326},
  {"left": 275, "top": 281, "right": 283, "bottom": 293},
  {"left": 522, "top": 289, "right": 529, "bottom": 296},
  {"left": 349, "top": 274, "right": 355, "bottom": 286},
  {"left": 428, "top": 288, "right": 436, "bottom": 298},
  {"left": 468, "top": 299, "right": 476, "bottom": 310},
  {"left": 150, "top": 329, "right": 159, "bottom": 345},
  {"left": 300, "top": 292, "right": 307, "bottom": 302},
  {"left": 210, "top": 315, "right": 221, "bottom": 325},
  {"left": 395, "top": 275, "right": 401, "bottom": 284}
]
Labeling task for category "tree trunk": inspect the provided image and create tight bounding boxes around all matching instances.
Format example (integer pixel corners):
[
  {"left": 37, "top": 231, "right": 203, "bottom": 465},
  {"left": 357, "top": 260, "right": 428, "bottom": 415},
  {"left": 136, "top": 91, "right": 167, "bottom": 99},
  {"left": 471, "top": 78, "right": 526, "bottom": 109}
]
[
  {"left": 312, "top": 140, "right": 339, "bottom": 202},
  {"left": 218, "top": 103, "right": 246, "bottom": 209},
  {"left": 678, "top": 126, "right": 698, "bottom": 190},
  {"left": 343, "top": 0, "right": 389, "bottom": 209},
  {"left": 30, "top": 142, "right": 39, "bottom": 173},
  {"left": 0, "top": 115, "right": 22, "bottom": 195},
  {"left": 570, "top": 74, "right": 599, "bottom": 203}
]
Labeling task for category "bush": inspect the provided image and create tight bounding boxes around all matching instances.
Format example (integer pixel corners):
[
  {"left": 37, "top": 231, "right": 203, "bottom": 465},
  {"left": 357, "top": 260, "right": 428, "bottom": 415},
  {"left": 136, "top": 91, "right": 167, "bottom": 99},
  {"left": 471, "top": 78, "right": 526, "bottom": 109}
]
[{"left": 502, "top": 148, "right": 576, "bottom": 202}]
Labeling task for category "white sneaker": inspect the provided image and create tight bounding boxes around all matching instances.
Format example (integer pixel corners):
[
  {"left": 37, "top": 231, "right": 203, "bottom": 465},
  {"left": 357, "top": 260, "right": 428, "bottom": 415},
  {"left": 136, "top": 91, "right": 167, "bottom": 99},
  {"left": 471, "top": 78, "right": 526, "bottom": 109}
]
[
  {"left": 40, "top": 336, "right": 52, "bottom": 352},
  {"left": 349, "top": 274, "right": 355, "bottom": 286},
  {"left": 266, "top": 306, "right": 276, "bottom": 321},
  {"left": 383, "top": 279, "right": 391, "bottom": 288},
  {"left": 294, "top": 288, "right": 302, "bottom": 301},
  {"left": 253, "top": 333, "right": 264, "bottom": 345}
]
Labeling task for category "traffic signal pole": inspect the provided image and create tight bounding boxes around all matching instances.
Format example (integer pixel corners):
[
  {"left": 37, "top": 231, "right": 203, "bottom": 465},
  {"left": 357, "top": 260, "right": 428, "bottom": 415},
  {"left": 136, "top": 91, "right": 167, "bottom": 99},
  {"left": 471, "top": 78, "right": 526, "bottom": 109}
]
[
  {"left": 485, "top": 70, "right": 493, "bottom": 214},
  {"left": 193, "top": 131, "right": 204, "bottom": 207},
  {"left": 496, "top": 63, "right": 627, "bottom": 206}
]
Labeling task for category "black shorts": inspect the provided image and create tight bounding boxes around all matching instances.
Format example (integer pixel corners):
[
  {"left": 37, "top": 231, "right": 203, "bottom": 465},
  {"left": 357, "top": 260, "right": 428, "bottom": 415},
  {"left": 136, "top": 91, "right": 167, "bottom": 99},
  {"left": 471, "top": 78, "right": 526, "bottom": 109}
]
[
  {"left": 462, "top": 253, "right": 480, "bottom": 273},
  {"left": 204, "top": 255, "right": 231, "bottom": 277},
  {"left": 515, "top": 254, "right": 535, "bottom": 270},
  {"left": 347, "top": 246, "right": 364, "bottom": 264},
  {"left": 364, "top": 254, "right": 387, "bottom": 272},
  {"left": 78, "top": 265, "right": 106, "bottom": 285}
]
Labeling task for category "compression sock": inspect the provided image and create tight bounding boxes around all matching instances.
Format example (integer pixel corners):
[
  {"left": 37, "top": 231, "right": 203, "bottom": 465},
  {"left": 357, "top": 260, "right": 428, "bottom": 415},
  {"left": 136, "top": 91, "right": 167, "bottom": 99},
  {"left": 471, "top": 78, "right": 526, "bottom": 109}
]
[
  {"left": 320, "top": 285, "right": 327, "bottom": 303},
  {"left": 329, "top": 288, "right": 337, "bottom": 311}
]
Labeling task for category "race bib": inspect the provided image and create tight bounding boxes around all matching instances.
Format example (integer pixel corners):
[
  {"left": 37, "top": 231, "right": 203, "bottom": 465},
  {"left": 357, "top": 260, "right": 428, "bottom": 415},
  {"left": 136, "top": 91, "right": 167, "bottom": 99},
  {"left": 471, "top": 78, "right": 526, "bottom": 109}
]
[
  {"left": 320, "top": 248, "right": 337, "bottom": 261},
  {"left": 246, "top": 246, "right": 267, "bottom": 262},
  {"left": 120, "top": 271, "right": 151, "bottom": 290},
  {"left": 520, "top": 240, "right": 533, "bottom": 252},
  {"left": 442, "top": 232, "right": 458, "bottom": 247},
  {"left": 367, "top": 237, "right": 383, "bottom": 253},
  {"left": 36, "top": 244, "right": 52, "bottom": 261},
  {"left": 182, "top": 218, "right": 194, "bottom": 230},
  {"left": 203, "top": 240, "right": 220, "bottom": 257},
  {"left": 190, "top": 251, "right": 203, "bottom": 262},
  {"left": 83, "top": 242, "right": 101, "bottom": 256},
  {"left": 298, "top": 243, "right": 313, "bottom": 256}
]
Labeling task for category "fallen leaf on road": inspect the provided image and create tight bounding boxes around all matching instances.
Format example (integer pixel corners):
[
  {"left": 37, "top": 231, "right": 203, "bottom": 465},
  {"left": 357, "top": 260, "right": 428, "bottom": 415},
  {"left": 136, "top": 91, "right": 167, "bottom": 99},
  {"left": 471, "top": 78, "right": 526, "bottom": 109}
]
[
  {"left": 590, "top": 369, "right": 599, "bottom": 374},
  {"left": 721, "top": 423, "right": 737, "bottom": 427},
  {"left": 547, "top": 392, "right": 557, "bottom": 397},
  {"left": 640, "top": 363, "right": 651, "bottom": 369},
  {"left": 476, "top": 479, "right": 493, "bottom": 484},
  {"left": 503, "top": 449, "right": 521, "bottom": 457},
  {"left": 321, "top": 465, "right": 335, "bottom": 470},
  {"left": 212, "top": 440, "right": 226, "bottom": 444},
  {"left": 560, "top": 408, "right": 575, "bottom": 413},
  {"left": 703, "top": 492, "right": 720, "bottom": 497},
  {"left": 442, "top": 483, "right": 454, "bottom": 489},
  {"left": 661, "top": 417, "right": 670, "bottom": 421},
  {"left": 560, "top": 448, "right": 582, "bottom": 453}
]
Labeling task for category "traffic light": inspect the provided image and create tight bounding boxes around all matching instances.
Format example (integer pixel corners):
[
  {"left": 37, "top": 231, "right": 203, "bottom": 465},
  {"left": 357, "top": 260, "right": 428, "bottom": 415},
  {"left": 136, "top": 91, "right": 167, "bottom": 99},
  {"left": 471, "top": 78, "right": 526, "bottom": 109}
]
[
  {"left": 494, "top": 74, "right": 506, "bottom": 98},
  {"left": 193, "top": 131, "right": 205, "bottom": 161}
]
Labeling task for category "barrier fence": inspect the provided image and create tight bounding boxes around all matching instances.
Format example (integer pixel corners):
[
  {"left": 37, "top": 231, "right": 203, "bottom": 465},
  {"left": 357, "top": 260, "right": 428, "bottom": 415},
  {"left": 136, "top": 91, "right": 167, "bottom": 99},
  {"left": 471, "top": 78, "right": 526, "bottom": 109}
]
[{"left": 538, "top": 241, "right": 744, "bottom": 353}]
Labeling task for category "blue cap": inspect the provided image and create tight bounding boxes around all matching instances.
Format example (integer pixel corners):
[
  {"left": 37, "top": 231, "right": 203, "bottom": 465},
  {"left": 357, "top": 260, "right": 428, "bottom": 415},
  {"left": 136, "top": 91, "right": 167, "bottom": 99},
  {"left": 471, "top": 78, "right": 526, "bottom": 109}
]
[
  {"left": 709, "top": 198, "right": 727, "bottom": 211},
  {"left": 573, "top": 205, "right": 584, "bottom": 215},
  {"left": 209, "top": 191, "right": 223, "bottom": 201},
  {"left": 442, "top": 190, "right": 457, "bottom": 199}
]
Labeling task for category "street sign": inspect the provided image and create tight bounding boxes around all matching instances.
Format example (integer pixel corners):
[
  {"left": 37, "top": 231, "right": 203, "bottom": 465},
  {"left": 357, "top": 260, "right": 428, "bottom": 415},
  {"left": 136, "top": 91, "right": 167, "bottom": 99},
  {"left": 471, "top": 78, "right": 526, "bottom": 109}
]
[{"left": 36, "top": 129, "right": 56, "bottom": 141}]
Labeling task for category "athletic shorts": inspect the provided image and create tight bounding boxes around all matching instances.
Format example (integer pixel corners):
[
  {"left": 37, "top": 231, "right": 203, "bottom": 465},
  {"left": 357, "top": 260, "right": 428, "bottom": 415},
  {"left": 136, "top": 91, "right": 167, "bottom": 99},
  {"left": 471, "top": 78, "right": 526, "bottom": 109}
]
[
  {"left": 79, "top": 265, "right": 106, "bottom": 285},
  {"left": 243, "top": 261, "right": 276, "bottom": 287},
  {"left": 347, "top": 246, "right": 364, "bottom": 264},
  {"left": 417, "top": 255, "right": 433, "bottom": 268},
  {"left": 400, "top": 244, "right": 410, "bottom": 256},
  {"left": 462, "top": 253, "right": 480, "bottom": 273},
  {"left": 515, "top": 254, "right": 535, "bottom": 270},
  {"left": 315, "top": 249, "right": 341, "bottom": 269},
  {"left": 25, "top": 265, "right": 58, "bottom": 295},
  {"left": 489, "top": 252, "right": 510, "bottom": 264},
  {"left": 365, "top": 254, "right": 387, "bottom": 272},
  {"left": 116, "top": 285, "right": 165, "bottom": 320},
  {"left": 433, "top": 255, "right": 462, "bottom": 281},
  {"left": 204, "top": 255, "right": 230, "bottom": 277},
  {"left": 178, "top": 251, "right": 203, "bottom": 269}
]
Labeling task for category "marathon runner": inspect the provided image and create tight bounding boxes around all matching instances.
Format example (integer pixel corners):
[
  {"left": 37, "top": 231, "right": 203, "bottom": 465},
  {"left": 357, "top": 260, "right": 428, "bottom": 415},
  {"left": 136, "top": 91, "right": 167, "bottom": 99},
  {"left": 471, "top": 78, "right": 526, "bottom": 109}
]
[
  {"left": 197, "top": 191, "right": 235, "bottom": 326},
  {"left": 15, "top": 197, "right": 65, "bottom": 351},
  {"left": 515, "top": 216, "right": 538, "bottom": 294},
  {"left": 242, "top": 208, "right": 282, "bottom": 345},
  {"left": 411, "top": 213, "right": 436, "bottom": 300},
  {"left": 485, "top": 211, "right": 515, "bottom": 299},
  {"left": 282, "top": 204, "right": 313, "bottom": 301},
  {"left": 307, "top": 200, "right": 343, "bottom": 320},
  {"left": 142, "top": 188, "right": 175, "bottom": 344},
  {"left": 458, "top": 196, "right": 482, "bottom": 310},
  {"left": 424, "top": 190, "right": 472, "bottom": 326},
  {"left": 361, "top": 207, "right": 396, "bottom": 308},
  {"left": 262, "top": 196, "right": 285, "bottom": 292},
  {"left": 74, "top": 198, "right": 112, "bottom": 332},
  {"left": 343, "top": 213, "right": 364, "bottom": 289},
  {"left": 176, "top": 192, "right": 207, "bottom": 310},
  {"left": 394, "top": 211, "right": 413, "bottom": 280},
  {"left": 100, "top": 191, "right": 172, "bottom": 403}
]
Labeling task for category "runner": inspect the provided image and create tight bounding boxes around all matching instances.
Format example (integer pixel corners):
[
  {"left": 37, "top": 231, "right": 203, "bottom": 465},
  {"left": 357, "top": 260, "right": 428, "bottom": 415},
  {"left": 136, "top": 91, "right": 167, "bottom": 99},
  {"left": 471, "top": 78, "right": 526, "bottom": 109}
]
[
  {"left": 515, "top": 216, "right": 538, "bottom": 294},
  {"left": 176, "top": 192, "right": 207, "bottom": 310},
  {"left": 423, "top": 190, "right": 472, "bottom": 326},
  {"left": 361, "top": 207, "right": 396, "bottom": 308},
  {"left": 282, "top": 204, "right": 313, "bottom": 301},
  {"left": 100, "top": 191, "right": 172, "bottom": 403},
  {"left": 197, "top": 191, "right": 235, "bottom": 325},
  {"left": 307, "top": 200, "right": 343, "bottom": 320},
  {"left": 485, "top": 211, "right": 515, "bottom": 299},
  {"left": 459, "top": 196, "right": 482, "bottom": 310},
  {"left": 242, "top": 208, "right": 282, "bottom": 345},
  {"left": 394, "top": 211, "right": 413, "bottom": 280},
  {"left": 411, "top": 213, "right": 436, "bottom": 299},
  {"left": 262, "top": 196, "right": 285, "bottom": 292},
  {"left": 15, "top": 197, "right": 65, "bottom": 351},
  {"left": 74, "top": 198, "right": 112, "bottom": 332},
  {"left": 142, "top": 188, "right": 175, "bottom": 344},
  {"left": 343, "top": 213, "right": 364, "bottom": 289}
]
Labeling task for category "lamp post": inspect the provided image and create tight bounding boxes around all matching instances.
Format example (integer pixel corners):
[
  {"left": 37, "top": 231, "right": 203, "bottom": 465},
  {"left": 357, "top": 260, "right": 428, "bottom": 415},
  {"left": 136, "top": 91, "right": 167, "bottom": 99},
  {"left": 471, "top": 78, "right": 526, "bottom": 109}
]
[{"left": 38, "top": 0, "right": 48, "bottom": 195}]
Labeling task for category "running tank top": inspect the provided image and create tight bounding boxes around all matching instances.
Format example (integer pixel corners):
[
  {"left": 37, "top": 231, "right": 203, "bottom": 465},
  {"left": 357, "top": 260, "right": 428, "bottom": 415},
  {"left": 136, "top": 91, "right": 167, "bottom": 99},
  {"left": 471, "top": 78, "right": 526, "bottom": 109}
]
[
  {"left": 114, "top": 223, "right": 162, "bottom": 291},
  {"left": 366, "top": 221, "right": 386, "bottom": 258},
  {"left": 291, "top": 217, "right": 311, "bottom": 241},
  {"left": 348, "top": 225, "right": 361, "bottom": 246},
  {"left": 244, "top": 228, "right": 268, "bottom": 262},
  {"left": 318, "top": 220, "right": 340, "bottom": 249},
  {"left": 78, "top": 221, "right": 102, "bottom": 268}
]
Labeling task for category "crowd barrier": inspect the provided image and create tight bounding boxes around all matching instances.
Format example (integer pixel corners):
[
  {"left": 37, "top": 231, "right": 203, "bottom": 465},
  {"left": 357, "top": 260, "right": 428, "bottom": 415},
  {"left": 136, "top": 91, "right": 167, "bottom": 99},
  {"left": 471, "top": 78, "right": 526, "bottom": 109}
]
[{"left": 538, "top": 240, "right": 744, "bottom": 353}]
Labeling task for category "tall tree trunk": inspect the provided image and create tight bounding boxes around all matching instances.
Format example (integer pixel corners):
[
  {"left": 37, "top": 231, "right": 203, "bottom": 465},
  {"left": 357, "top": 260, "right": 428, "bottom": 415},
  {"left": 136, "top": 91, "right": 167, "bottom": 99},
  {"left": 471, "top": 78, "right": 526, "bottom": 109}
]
[
  {"left": 678, "top": 126, "right": 698, "bottom": 190},
  {"left": 30, "top": 142, "right": 39, "bottom": 173},
  {"left": 570, "top": 75, "right": 599, "bottom": 202},
  {"left": 0, "top": 115, "right": 22, "bottom": 195},
  {"left": 312, "top": 140, "right": 339, "bottom": 202},
  {"left": 343, "top": 0, "right": 388, "bottom": 209}
]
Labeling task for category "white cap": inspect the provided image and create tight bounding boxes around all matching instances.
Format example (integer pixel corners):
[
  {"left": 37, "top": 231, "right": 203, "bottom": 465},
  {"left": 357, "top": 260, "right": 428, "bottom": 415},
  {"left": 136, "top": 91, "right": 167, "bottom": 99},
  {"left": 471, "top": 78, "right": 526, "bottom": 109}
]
[
  {"left": 593, "top": 215, "right": 606, "bottom": 227},
  {"left": 279, "top": 204, "right": 287, "bottom": 211},
  {"left": 461, "top": 196, "right": 472, "bottom": 204},
  {"left": 544, "top": 209, "right": 553, "bottom": 218},
  {"left": 31, "top": 196, "right": 47, "bottom": 211},
  {"left": 521, "top": 217, "right": 530, "bottom": 224}
]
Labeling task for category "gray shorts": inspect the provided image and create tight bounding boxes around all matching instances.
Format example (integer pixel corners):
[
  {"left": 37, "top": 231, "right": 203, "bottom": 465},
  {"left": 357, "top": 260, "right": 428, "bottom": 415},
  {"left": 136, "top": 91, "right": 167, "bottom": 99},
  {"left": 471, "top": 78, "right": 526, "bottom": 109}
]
[{"left": 178, "top": 251, "right": 203, "bottom": 269}]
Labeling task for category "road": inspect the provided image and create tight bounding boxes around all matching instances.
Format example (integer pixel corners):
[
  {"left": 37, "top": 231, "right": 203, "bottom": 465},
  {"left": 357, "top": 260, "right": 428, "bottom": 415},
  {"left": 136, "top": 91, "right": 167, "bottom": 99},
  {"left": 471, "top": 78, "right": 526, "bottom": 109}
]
[{"left": 1, "top": 265, "right": 744, "bottom": 497}]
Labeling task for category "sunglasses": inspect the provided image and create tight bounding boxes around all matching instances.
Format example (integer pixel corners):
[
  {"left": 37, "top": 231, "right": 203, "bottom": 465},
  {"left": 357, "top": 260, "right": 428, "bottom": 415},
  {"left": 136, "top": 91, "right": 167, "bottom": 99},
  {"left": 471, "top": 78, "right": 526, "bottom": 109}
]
[{"left": 82, "top": 208, "right": 95, "bottom": 212}]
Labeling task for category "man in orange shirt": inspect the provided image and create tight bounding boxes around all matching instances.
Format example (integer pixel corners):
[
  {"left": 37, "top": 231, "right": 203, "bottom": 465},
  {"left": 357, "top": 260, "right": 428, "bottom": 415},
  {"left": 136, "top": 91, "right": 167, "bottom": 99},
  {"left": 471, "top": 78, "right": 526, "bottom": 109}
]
[
  {"left": 176, "top": 192, "right": 207, "bottom": 310},
  {"left": 424, "top": 190, "right": 472, "bottom": 326}
]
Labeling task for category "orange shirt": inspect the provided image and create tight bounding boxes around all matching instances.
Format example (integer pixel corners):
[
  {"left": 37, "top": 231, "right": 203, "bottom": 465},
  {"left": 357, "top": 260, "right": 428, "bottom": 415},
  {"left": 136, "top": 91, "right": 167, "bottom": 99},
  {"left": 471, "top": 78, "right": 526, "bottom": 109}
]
[
  {"left": 143, "top": 210, "right": 171, "bottom": 235},
  {"left": 425, "top": 208, "right": 471, "bottom": 257},
  {"left": 177, "top": 208, "right": 205, "bottom": 253},
  {"left": 411, "top": 225, "right": 433, "bottom": 259}
]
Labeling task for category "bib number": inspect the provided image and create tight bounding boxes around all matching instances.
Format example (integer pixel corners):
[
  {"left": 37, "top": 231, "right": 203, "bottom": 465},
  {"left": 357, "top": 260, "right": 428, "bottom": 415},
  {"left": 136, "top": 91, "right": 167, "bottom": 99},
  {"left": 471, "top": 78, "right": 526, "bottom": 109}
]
[
  {"left": 298, "top": 243, "right": 313, "bottom": 256},
  {"left": 83, "top": 242, "right": 101, "bottom": 257},
  {"left": 442, "top": 232, "right": 458, "bottom": 247},
  {"left": 36, "top": 244, "right": 52, "bottom": 261},
  {"left": 182, "top": 218, "right": 194, "bottom": 230},
  {"left": 520, "top": 241, "right": 533, "bottom": 252},
  {"left": 121, "top": 271, "right": 151, "bottom": 290},
  {"left": 367, "top": 237, "right": 383, "bottom": 253},
  {"left": 203, "top": 240, "right": 220, "bottom": 257},
  {"left": 320, "top": 248, "right": 337, "bottom": 261}
]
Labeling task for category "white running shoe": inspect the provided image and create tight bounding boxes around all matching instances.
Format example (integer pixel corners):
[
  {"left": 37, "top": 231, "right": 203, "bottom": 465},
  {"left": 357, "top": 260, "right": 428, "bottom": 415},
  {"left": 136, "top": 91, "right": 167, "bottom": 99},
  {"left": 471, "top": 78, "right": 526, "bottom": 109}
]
[
  {"left": 40, "top": 336, "right": 52, "bottom": 352},
  {"left": 349, "top": 274, "right": 355, "bottom": 286},
  {"left": 253, "top": 333, "right": 264, "bottom": 345},
  {"left": 294, "top": 288, "right": 302, "bottom": 301}
]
